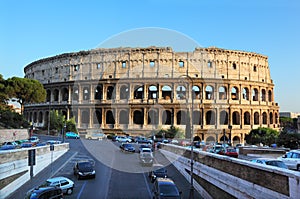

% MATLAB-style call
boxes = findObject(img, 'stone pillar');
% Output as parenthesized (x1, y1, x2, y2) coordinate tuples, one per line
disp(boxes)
(89, 108, 93, 128)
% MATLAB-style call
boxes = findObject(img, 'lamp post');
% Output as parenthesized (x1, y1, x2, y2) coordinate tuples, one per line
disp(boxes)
(180, 75, 194, 199)
(228, 125, 232, 146)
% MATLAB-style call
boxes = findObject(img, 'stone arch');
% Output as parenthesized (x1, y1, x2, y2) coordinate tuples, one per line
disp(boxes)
(162, 85, 172, 100)
(162, 110, 172, 125)
(261, 89, 266, 101)
(192, 85, 201, 99)
(177, 110, 187, 125)
(148, 85, 158, 99)
(176, 85, 186, 99)
(243, 87, 250, 100)
(133, 110, 144, 125)
(106, 110, 115, 124)
(232, 136, 240, 146)
(231, 86, 239, 100)
(206, 110, 215, 125)
(220, 110, 228, 125)
(254, 112, 259, 124)
(119, 109, 129, 124)
(134, 85, 143, 99)
(206, 136, 215, 144)
(219, 86, 227, 100)
(120, 85, 129, 100)
(232, 111, 240, 125)
(252, 88, 259, 101)
(262, 112, 267, 124)
(205, 85, 214, 100)
(95, 85, 103, 100)
(244, 111, 251, 125)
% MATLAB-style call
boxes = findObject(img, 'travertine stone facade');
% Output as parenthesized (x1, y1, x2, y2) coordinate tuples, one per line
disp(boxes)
(24, 46, 280, 145)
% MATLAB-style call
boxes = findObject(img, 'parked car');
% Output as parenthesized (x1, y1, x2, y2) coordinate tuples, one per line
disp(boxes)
(136, 137, 152, 144)
(140, 151, 154, 166)
(140, 147, 152, 154)
(1, 141, 19, 150)
(120, 143, 136, 153)
(279, 150, 300, 171)
(218, 147, 239, 158)
(65, 132, 80, 139)
(251, 158, 288, 169)
(139, 144, 152, 153)
(85, 133, 106, 140)
(29, 136, 40, 143)
(21, 142, 36, 148)
(46, 140, 62, 145)
(116, 136, 132, 143)
(152, 178, 182, 199)
(73, 160, 96, 179)
(25, 186, 63, 199)
(149, 166, 168, 183)
(40, 176, 74, 195)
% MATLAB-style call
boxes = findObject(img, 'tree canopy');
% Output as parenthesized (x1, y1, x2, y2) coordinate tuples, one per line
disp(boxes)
(245, 127, 279, 146)
(5, 77, 46, 113)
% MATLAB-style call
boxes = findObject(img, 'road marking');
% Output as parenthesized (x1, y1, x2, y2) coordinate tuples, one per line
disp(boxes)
(50, 151, 78, 178)
(77, 181, 87, 199)
(143, 171, 153, 198)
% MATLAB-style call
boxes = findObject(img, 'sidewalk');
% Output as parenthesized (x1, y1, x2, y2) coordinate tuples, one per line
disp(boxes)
(6, 149, 76, 199)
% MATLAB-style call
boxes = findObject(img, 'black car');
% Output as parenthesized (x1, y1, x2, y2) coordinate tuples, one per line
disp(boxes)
(120, 143, 135, 153)
(25, 186, 63, 199)
(135, 137, 152, 144)
(152, 178, 182, 199)
(149, 167, 168, 183)
(73, 160, 96, 180)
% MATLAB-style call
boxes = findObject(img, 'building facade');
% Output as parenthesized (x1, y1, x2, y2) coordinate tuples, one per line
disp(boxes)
(24, 46, 280, 145)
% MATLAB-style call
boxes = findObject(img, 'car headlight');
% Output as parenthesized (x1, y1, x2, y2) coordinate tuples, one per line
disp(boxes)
(92, 170, 96, 174)
(78, 172, 83, 175)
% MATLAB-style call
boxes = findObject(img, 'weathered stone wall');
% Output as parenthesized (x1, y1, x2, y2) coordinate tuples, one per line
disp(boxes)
(0, 129, 29, 144)
(161, 144, 300, 199)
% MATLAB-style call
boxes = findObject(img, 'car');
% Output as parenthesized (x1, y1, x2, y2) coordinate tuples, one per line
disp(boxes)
(46, 140, 62, 145)
(120, 143, 136, 153)
(152, 178, 182, 199)
(25, 186, 63, 199)
(218, 147, 239, 158)
(140, 147, 152, 154)
(279, 150, 300, 171)
(251, 158, 288, 169)
(65, 132, 80, 139)
(149, 166, 168, 183)
(29, 136, 40, 143)
(139, 144, 152, 152)
(115, 136, 132, 143)
(21, 142, 36, 148)
(140, 151, 154, 166)
(15, 139, 29, 145)
(85, 133, 106, 140)
(209, 144, 223, 153)
(40, 176, 74, 195)
(135, 137, 152, 144)
(0, 141, 19, 150)
(73, 160, 96, 179)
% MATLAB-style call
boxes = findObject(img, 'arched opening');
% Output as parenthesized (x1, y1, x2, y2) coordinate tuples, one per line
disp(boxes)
(81, 110, 89, 124)
(107, 86, 115, 100)
(38, 112, 43, 123)
(177, 110, 187, 125)
(193, 111, 201, 125)
(261, 89, 266, 101)
(134, 86, 144, 99)
(268, 90, 272, 102)
(162, 85, 172, 100)
(106, 110, 115, 124)
(232, 111, 240, 125)
(206, 136, 215, 144)
(220, 110, 228, 125)
(62, 88, 68, 101)
(176, 85, 186, 99)
(270, 112, 273, 124)
(192, 86, 201, 99)
(162, 110, 172, 125)
(83, 87, 90, 100)
(119, 110, 129, 124)
(262, 112, 267, 124)
(232, 136, 241, 146)
(148, 85, 158, 99)
(148, 109, 158, 124)
(243, 87, 249, 100)
(252, 88, 259, 101)
(94, 109, 102, 124)
(120, 85, 129, 100)
(254, 112, 259, 124)
(205, 85, 214, 100)
(73, 87, 79, 100)
(244, 112, 251, 125)
(95, 85, 103, 100)
(219, 86, 227, 100)
(133, 110, 144, 125)
(53, 89, 59, 102)
(206, 110, 215, 125)
(231, 86, 239, 100)
(46, 90, 51, 102)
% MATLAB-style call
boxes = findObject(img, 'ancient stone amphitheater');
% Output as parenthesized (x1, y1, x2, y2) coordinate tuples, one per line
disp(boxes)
(24, 46, 279, 145)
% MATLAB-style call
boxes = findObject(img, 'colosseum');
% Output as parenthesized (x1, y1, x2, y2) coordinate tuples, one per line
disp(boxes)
(24, 46, 280, 145)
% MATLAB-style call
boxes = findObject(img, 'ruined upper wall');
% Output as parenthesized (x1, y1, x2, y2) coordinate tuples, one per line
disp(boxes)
(24, 46, 272, 85)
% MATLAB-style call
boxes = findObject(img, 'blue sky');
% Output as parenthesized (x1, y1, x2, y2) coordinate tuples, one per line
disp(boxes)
(0, 0, 299, 112)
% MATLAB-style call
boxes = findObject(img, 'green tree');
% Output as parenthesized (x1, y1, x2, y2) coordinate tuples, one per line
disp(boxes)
(154, 126, 184, 139)
(0, 74, 9, 109)
(277, 131, 300, 149)
(245, 127, 279, 146)
(6, 77, 46, 114)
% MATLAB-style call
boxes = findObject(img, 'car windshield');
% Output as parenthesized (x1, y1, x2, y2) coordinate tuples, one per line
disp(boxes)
(266, 161, 288, 168)
(78, 162, 93, 170)
(227, 148, 237, 152)
(123, 144, 132, 147)
(159, 184, 179, 196)
(155, 168, 166, 173)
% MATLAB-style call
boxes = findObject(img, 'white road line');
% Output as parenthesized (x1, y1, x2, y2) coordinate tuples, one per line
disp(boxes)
(143, 171, 153, 198)
(77, 181, 87, 199)
(50, 151, 78, 178)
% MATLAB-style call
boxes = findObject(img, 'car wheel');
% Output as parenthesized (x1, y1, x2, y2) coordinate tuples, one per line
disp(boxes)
(66, 188, 73, 195)
(297, 165, 300, 171)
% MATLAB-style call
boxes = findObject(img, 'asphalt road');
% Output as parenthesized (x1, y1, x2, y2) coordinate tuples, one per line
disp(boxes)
(7, 136, 201, 199)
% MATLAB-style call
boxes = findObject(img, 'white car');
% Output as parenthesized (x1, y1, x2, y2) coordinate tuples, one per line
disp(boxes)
(41, 176, 74, 195)
(116, 136, 132, 143)
(279, 150, 300, 171)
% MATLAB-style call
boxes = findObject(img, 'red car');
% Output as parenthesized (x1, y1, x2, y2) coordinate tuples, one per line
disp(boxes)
(218, 147, 238, 158)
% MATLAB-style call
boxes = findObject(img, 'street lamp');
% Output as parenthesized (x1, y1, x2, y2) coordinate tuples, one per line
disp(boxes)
(180, 75, 194, 198)
(228, 125, 232, 146)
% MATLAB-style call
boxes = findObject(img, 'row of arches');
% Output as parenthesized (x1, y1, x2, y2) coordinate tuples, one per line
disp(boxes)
(46, 83, 274, 103)
(26, 108, 279, 128)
